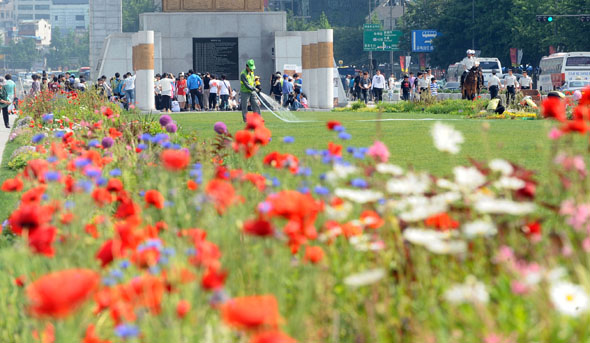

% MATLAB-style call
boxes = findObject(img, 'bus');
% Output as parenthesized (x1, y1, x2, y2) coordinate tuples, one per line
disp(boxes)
(538, 52, 590, 92)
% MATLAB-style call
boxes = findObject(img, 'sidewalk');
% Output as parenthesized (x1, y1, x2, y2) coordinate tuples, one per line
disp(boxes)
(0, 116, 16, 164)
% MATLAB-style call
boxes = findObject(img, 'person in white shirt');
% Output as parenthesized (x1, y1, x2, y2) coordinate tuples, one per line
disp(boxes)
(504, 69, 519, 104)
(487, 70, 501, 99)
(159, 73, 175, 112)
(209, 75, 219, 110)
(460, 49, 477, 88)
(154, 74, 162, 110)
(123, 72, 136, 106)
(218, 74, 232, 111)
(519, 71, 532, 90)
(371, 70, 386, 102)
(387, 74, 395, 100)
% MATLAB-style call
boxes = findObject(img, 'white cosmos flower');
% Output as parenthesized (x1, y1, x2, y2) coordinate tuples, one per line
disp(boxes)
(462, 220, 497, 238)
(489, 159, 514, 176)
(376, 163, 404, 176)
(325, 165, 358, 184)
(395, 196, 448, 222)
(444, 276, 489, 304)
(334, 188, 383, 204)
(431, 122, 465, 154)
(453, 166, 487, 191)
(494, 176, 526, 190)
(436, 178, 459, 191)
(426, 239, 467, 254)
(403, 228, 466, 255)
(474, 198, 535, 215)
(344, 269, 386, 288)
(432, 191, 462, 204)
(550, 282, 590, 317)
(547, 267, 567, 283)
(387, 172, 431, 195)
(325, 201, 353, 221)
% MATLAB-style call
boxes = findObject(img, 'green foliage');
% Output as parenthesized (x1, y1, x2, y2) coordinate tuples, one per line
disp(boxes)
(2, 38, 40, 70)
(8, 150, 41, 171)
(287, 11, 332, 31)
(343, 99, 491, 116)
(46, 28, 89, 70)
(123, 0, 155, 32)
(351, 100, 367, 111)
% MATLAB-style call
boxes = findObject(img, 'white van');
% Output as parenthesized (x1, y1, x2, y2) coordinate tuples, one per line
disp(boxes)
(477, 57, 503, 85)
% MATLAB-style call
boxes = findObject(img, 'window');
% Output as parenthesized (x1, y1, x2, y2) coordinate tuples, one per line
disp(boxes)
(35, 5, 50, 10)
(55, 16, 58, 20)
(17, 14, 34, 20)
(75, 15, 84, 21)
(18, 5, 33, 10)
(35, 14, 50, 19)
(479, 62, 499, 70)
(566, 57, 590, 67)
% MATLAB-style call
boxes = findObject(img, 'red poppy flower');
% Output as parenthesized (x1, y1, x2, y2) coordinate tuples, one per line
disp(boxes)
(144, 189, 165, 209)
(187, 180, 198, 191)
(542, 97, 566, 122)
(85, 223, 98, 238)
(254, 126, 272, 145)
(1, 177, 23, 192)
(579, 86, 590, 106)
(21, 185, 47, 204)
(522, 221, 541, 237)
(220, 295, 280, 330)
(176, 300, 190, 319)
(28, 225, 57, 256)
(360, 210, 385, 229)
(561, 119, 588, 134)
(303, 246, 324, 264)
(24, 159, 49, 182)
(131, 246, 160, 268)
(106, 178, 124, 193)
(425, 213, 459, 231)
(95, 239, 123, 267)
(161, 149, 190, 171)
(92, 187, 113, 207)
(108, 127, 122, 138)
(201, 265, 228, 291)
(328, 142, 342, 157)
(27, 269, 100, 318)
(14, 275, 26, 287)
(244, 173, 267, 191)
(206, 179, 240, 214)
(102, 106, 114, 118)
(83, 324, 111, 343)
(250, 331, 297, 343)
(190, 240, 222, 267)
(326, 121, 342, 131)
(246, 113, 265, 130)
(243, 218, 274, 237)
(8, 203, 52, 235)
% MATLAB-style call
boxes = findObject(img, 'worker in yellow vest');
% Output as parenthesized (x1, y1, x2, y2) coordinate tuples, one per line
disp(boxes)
(240, 59, 261, 121)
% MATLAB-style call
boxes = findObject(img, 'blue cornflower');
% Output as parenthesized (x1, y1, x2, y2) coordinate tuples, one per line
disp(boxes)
(137, 143, 147, 150)
(351, 178, 368, 188)
(158, 256, 169, 265)
(110, 168, 122, 176)
(333, 125, 346, 132)
(163, 247, 176, 256)
(64, 201, 75, 209)
(47, 156, 58, 163)
(140, 133, 152, 141)
(115, 324, 140, 339)
(319, 173, 327, 181)
(298, 186, 310, 194)
(76, 180, 94, 193)
(54, 131, 66, 138)
(149, 266, 160, 275)
(153, 133, 169, 144)
(119, 260, 130, 269)
(145, 239, 163, 250)
(74, 158, 91, 169)
(270, 177, 280, 187)
(185, 247, 197, 256)
(110, 269, 124, 280)
(102, 277, 117, 286)
(297, 167, 312, 177)
(353, 149, 366, 159)
(164, 201, 174, 207)
(96, 177, 107, 186)
(88, 139, 100, 148)
(283, 136, 295, 143)
(338, 131, 352, 140)
(32, 133, 45, 144)
(172, 144, 182, 150)
(161, 141, 173, 149)
(305, 148, 317, 156)
(346, 147, 355, 154)
(42, 113, 54, 122)
(42, 194, 49, 201)
(314, 185, 330, 195)
(258, 201, 272, 214)
(44, 171, 60, 182)
(85, 168, 102, 179)
(138, 190, 145, 197)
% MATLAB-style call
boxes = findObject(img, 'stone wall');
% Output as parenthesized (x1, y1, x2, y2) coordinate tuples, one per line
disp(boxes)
(162, 0, 263, 12)
(89, 0, 122, 79)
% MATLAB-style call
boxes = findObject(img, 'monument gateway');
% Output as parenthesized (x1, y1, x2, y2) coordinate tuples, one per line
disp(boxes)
(162, 0, 264, 12)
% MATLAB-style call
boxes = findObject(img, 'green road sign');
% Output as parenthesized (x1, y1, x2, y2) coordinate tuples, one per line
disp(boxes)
(363, 23, 382, 31)
(363, 30, 402, 51)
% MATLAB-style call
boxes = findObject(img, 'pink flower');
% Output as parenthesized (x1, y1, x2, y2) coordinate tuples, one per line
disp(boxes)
(548, 127, 564, 140)
(367, 140, 390, 163)
(583, 237, 590, 252)
(494, 245, 514, 264)
(511, 280, 529, 295)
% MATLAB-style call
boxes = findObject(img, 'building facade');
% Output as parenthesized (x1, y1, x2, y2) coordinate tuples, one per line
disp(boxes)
(51, 0, 88, 32)
(14, 0, 51, 21)
(18, 18, 51, 45)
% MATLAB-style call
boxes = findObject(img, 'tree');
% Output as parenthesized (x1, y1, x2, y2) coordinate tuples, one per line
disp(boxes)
(3, 38, 40, 70)
(46, 28, 89, 70)
(123, 0, 155, 32)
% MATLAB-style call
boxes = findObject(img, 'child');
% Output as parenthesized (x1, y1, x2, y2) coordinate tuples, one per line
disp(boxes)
(401, 75, 411, 101)
(430, 77, 439, 97)
(300, 93, 308, 109)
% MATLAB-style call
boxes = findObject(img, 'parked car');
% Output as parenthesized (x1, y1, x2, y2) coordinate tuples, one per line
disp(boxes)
(444, 81, 461, 91)
(561, 80, 590, 92)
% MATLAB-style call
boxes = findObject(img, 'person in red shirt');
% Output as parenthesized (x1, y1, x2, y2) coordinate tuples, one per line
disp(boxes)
(176, 73, 188, 111)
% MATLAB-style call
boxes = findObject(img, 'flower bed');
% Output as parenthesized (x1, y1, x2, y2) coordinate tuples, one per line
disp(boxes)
(1, 89, 590, 342)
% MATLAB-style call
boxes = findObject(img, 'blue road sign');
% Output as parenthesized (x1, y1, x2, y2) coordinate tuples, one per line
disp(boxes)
(412, 30, 440, 53)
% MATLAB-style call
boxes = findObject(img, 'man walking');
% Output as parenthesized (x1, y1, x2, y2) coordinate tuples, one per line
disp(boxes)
(360, 72, 372, 104)
(203, 72, 211, 110)
(371, 70, 386, 103)
(520, 71, 532, 90)
(240, 59, 260, 121)
(187, 70, 202, 111)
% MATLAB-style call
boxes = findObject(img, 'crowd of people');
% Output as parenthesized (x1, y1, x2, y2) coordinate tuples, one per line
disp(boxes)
(269, 72, 308, 111)
(343, 69, 440, 104)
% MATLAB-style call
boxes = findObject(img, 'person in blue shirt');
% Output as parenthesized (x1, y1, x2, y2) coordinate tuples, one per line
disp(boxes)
(186, 70, 203, 111)
(281, 74, 293, 108)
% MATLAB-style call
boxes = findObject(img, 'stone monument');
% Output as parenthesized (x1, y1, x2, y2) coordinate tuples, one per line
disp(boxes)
(89, 0, 122, 79)
(162, 0, 263, 12)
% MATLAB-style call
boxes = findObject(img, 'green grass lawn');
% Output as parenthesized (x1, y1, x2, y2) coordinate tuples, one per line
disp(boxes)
(0, 139, 19, 224)
(172, 110, 557, 177)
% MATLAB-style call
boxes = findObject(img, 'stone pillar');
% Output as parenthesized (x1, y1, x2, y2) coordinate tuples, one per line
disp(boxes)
(132, 31, 156, 112)
(89, 0, 122, 80)
(301, 32, 311, 107)
(317, 29, 334, 109)
(307, 31, 318, 109)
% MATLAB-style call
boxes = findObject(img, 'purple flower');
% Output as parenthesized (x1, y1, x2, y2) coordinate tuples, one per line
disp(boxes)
(283, 136, 295, 143)
(214, 121, 228, 134)
(32, 133, 45, 144)
(159, 114, 172, 127)
(351, 178, 368, 188)
(44, 171, 60, 182)
(338, 132, 352, 140)
(102, 137, 114, 148)
(42, 113, 54, 122)
(115, 324, 139, 339)
(165, 122, 178, 133)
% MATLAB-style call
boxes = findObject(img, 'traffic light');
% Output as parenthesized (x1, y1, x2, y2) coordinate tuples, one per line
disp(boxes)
(581, 16, 590, 22)
(536, 15, 554, 22)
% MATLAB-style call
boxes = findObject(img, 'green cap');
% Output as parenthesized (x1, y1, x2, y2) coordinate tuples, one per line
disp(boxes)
(247, 59, 256, 70)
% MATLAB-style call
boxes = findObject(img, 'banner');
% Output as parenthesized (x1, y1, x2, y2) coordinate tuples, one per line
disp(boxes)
(510, 48, 517, 67)
(549, 46, 556, 55)
(406, 56, 411, 73)
(517, 49, 523, 65)
(400, 56, 405, 73)
(419, 53, 426, 70)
